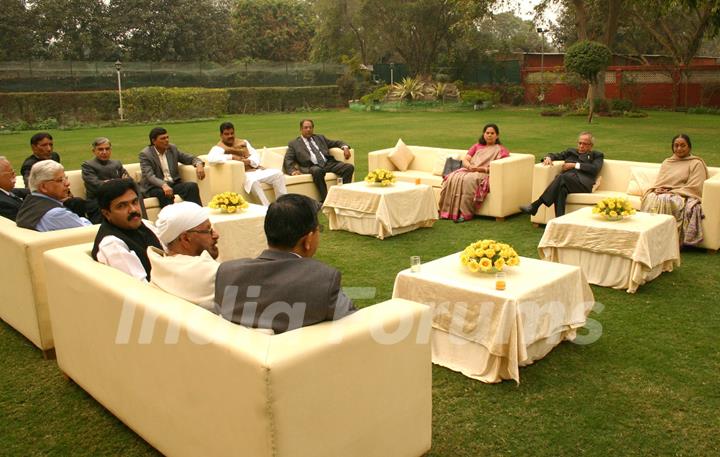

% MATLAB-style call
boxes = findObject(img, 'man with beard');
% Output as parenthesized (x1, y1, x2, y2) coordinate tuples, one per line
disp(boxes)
(92, 178, 162, 281)
(148, 201, 221, 311)
(207, 122, 286, 206)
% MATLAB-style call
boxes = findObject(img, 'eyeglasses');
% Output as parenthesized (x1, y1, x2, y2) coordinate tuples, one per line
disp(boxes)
(44, 176, 68, 183)
(186, 227, 216, 235)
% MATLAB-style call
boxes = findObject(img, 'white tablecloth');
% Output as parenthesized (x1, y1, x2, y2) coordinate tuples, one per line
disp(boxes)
(392, 253, 594, 383)
(538, 207, 680, 293)
(322, 181, 438, 239)
(209, 203, 267, 262)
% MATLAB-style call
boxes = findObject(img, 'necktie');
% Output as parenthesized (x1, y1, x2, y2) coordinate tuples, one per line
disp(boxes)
(308, 138, 326, 167)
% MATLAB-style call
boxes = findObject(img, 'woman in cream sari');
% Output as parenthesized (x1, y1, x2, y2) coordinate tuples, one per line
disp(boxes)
(641, 134, 708, 246)
(439, 123, 510, 222)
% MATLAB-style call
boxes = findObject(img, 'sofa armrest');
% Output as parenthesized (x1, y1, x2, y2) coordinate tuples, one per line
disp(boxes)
(478, 153, 534, 217)
(530, 161, 564, 224)
(367, 148, 397, 171)
(328, 147, 355, 166)
(180, 156, 248, 204)
(0, 222, 98, 350)
(701, 174, 720, 250)
(267, 298, 432, 457)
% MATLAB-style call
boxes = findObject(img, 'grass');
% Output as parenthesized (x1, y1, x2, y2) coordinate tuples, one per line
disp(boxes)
(1, 107, 719, 455)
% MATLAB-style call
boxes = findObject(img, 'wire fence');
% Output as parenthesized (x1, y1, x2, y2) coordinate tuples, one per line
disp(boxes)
(0, 61, 348, 92)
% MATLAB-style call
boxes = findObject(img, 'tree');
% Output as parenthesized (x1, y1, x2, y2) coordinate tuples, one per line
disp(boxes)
(628, 0, 720, 108)
(357, 0, 490, 76)
(310, 0, 383, 64)
(0, 1, 36, 60)
(109, 0, 233, 61)
(232, 0, 315, 61)
(31, 0, 116, 60)
(564, 40, 611, 118)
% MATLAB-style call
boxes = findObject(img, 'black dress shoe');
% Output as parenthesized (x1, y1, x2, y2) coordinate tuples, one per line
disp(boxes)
(519, 204, 537, 215)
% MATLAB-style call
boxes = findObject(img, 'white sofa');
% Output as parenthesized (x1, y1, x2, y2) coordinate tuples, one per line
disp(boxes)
(221, 146, 355, 204)
(368, 145, 534, 220)
(0, 217, 97, 353)
(44, 243, 432, 457)
(530, 158, 720, 251)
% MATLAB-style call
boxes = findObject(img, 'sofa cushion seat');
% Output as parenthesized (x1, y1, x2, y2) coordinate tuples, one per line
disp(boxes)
(393, 170, 444, 187)
(566, 191, 642, 209)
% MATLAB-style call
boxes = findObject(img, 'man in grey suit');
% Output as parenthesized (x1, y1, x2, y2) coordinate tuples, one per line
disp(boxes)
(215, 194, 355, 334)
(284, 119, 354, 202)
(520, 131, 604, 217)
(138, 127, 205, 208)
(81, 137, 130, 223)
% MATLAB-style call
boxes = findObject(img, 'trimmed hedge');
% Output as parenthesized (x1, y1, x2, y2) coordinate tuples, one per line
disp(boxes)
(0, 91, 118, 124)
(123, 87, 228, 121)
(227, 86, 343, 113)
(0, 86, 342, 125)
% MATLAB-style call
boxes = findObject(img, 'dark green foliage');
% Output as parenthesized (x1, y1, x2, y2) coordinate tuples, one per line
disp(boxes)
(123, 87, 228, 122)
(500, 85, 525, 105)
(460, 89, 500, 105)
(0, 86, 343, 125)
(564, 40, 612, 84)
(610, 98, 634, 112)
(226, 86, 342, 114)
(0, 91, 118, 124)
(360, 85, 392, 105)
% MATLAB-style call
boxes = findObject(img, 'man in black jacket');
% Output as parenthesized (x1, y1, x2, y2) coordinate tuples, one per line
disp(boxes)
(0, 156, 28, 221)
(284, 119, 354, 202)
(521, 132, 604, 217)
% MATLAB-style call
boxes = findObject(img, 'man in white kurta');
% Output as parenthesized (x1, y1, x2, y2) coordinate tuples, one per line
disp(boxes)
(207, 121, 286, 206)
(148, 202, 220, 311)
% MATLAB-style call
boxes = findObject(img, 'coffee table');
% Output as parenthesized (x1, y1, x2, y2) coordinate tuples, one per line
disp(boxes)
(322, 181, 438, 239)
(538, 207, 680, 293)
(392, 253, 594, 383)
(209, 203, 267, 262)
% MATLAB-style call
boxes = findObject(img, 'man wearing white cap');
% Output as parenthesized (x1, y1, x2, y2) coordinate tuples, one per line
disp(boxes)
(149, 201, 220, 310)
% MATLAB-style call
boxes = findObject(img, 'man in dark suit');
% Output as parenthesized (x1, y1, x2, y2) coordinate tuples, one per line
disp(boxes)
(520, 132, 604, 217)
(0, 156, 28, 221)
(284, 119, 354, 201)
(138, 127, 205, 208)
(81, 137, 130, 223)
(215, 194, 355, 334)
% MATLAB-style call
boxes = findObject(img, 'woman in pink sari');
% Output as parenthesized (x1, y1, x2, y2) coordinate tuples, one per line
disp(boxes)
(438, 123, 510, 222)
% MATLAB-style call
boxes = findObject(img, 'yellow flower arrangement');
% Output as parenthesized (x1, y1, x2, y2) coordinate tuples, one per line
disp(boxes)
(460, 239, 520, 273)
(592, 196, 636, 220)
(364, 168, 396, 186)
(208, 191, 249, 214)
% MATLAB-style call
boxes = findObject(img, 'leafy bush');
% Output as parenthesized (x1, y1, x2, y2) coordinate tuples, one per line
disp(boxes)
(123, 87, 228, 122)
(360, 85, 391, 106)
(226, 86, 342, 113)
(0, 91, 118, 124)
(460, 89, 499, 105)
(593, 98, 610, 114)
(610, 99, 633, 112)
(391, 77, 425, 101)
(500, 85, 525, 105)
(687, 106, 720, 115)
(564, 40, 611, 84)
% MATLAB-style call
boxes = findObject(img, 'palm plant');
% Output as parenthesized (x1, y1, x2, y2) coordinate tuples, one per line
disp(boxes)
(392, 77, 424, 102)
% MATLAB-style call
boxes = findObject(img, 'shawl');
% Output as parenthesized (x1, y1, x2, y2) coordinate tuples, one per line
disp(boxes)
(646, 155, 708, 200)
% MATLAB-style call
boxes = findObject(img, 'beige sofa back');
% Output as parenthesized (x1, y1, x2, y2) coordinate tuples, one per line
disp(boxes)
(0, 218, 97, 351)
(44, 243, 431, 457)
(368, 145, 535, 219)
(212, 146, 355, 204)
(530, 158, 720, 251)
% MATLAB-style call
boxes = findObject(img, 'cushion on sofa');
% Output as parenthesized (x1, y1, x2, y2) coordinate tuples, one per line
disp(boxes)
(388, 138, 415, 171)
(260, 148, 285, 170)
(626, 166, 659, 196)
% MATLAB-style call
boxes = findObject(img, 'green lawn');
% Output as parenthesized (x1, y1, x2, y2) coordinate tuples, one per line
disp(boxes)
(1, 108, 719, 456)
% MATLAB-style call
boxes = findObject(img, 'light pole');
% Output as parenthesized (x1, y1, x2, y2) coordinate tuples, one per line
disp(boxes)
(115, 59, 124, 121)
(536, 27, 548, 104)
